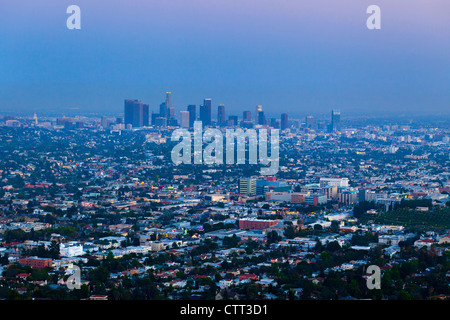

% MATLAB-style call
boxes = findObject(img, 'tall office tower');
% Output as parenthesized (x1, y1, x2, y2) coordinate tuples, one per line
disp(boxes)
(187, 105, 196, 128)
(151, 112, 159, 126)
(238, 178, 257, 196)
(281, 113, 289, 130)
(243, 111, 251, 121)
(217, 104, 226, 127)
(33, 113, 38, 125)
(257, 111, 266, 125)
(228, 115, 238, 127)
(155, 117, 167, 128)
(124, 99, 148, 128)
(305, 115, 315, 129)
(101, 116, 108, 128)
(168, 106, 175, 119)
(142, 104, 149, 126)
(180, 111, 189, 128)
(255, 105, 262, 122)
(159, 102, 168, 118)
(165, 92, 173, 109)
(330, 109, 341, 132)
(200, 99, 212, 126)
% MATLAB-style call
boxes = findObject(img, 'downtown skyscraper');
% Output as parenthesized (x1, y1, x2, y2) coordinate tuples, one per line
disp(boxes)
(217, 104, 226, 127)
(124, 99, 149, 128)
(330, 109, 341, 132)
(281, 113, 288, 130)
(200, 99, 212, 126)
(187, 105, 196, 128)
(256, 105, 265, 125)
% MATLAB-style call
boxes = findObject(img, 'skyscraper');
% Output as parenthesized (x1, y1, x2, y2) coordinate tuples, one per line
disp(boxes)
(142, 104, 149, 126)
(180, 111, 189, 128)
(281, 113, 288, 130)
(165, 92, 173, 109)
(159, 102, 168, 118)
(257, 111, 266, 125)
(255, 105, 262, 122)
(200, 99, 212, 126)
(101, 116, 109, 128)
(243, 111, 251, 122)
(151, 112, 159, 126)
(331, 109, 341, 132)
(228, 115, 238, 127)
(217, 104, 226, 127)
(168, 106, 175, 119)
(124, 99, 149, 128)
(187, 105, 196, 128)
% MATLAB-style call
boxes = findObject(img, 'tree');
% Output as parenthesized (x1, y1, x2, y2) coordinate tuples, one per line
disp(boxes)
(353, 201, 377, 218)
(325, 241, 341, 252)
(267, 231, 281, 245)
(330, 220, 340, 233)
(284, 225, 296, 239)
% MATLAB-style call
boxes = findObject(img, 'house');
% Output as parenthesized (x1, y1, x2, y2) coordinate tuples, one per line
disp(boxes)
(16, 273, 31, 280)
(414, 238, 436, 248)
(255, 277, 277, 287)
(215, 289, 240, 300)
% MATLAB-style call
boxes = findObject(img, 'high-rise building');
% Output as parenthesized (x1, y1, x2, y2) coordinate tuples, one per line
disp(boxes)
(281, 113, 289, 130)
(165, 92, 173, 109)
(238, 178, 257, 196)
(241, 110, 253, 128)
(257, 111, 266, 125)
(270, 118, 280, 129)
(159, 102, 168, 118)
(155, 117, 167, 128)
(200, 99, 212, 126)
(142, 104, 149, 126)
(187, 105, 196, 128)
(317, 121, 326, 131)
(101, 116, 109, 128)
(255, 105, 262, 122)
(180, 111, 189, 128)
(151, 112, 159, 126)
(124, 99, 149, 128)
(330, 109, 341, 132)
(168, 106, 175, 119)
(217, 104, 226, 127)
(228, 115, 238, 127)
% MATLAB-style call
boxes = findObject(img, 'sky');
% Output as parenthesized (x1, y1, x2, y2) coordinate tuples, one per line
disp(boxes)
(0, 0, 449, 118)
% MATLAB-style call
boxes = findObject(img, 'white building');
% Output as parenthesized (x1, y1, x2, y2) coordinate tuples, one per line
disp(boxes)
(60, 242, 84, 257)
(319, 178, 349, 188)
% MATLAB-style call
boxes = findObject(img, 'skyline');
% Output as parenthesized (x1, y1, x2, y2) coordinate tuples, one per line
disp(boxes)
(0, 0, 449, 116)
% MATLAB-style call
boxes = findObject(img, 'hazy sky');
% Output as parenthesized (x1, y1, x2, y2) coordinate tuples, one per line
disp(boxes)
(0, 0, 449, 118)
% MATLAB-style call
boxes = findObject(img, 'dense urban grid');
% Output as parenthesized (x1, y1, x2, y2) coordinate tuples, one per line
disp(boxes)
(1, 94, 449, 300)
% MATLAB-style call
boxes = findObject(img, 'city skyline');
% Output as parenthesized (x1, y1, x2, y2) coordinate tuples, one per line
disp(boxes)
(0, 0, 449, 116)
